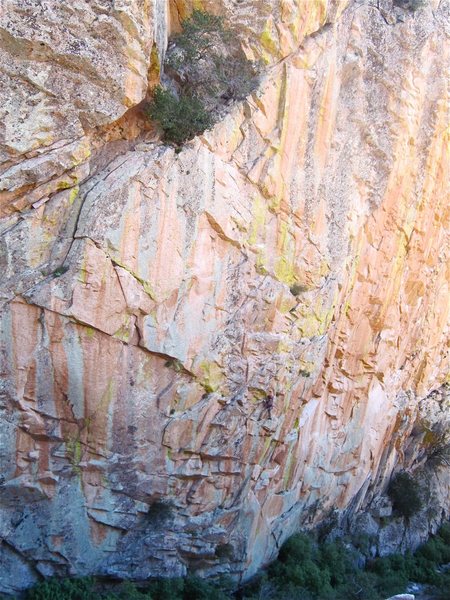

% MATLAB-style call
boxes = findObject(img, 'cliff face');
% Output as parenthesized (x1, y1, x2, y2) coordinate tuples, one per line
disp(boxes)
(0, 0, 449, 594)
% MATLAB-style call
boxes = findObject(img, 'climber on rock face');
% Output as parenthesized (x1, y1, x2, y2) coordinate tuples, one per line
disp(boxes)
(264, 391, 274, 419)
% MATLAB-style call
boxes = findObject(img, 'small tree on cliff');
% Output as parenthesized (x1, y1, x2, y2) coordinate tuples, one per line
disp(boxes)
(388, 471, 423, 519)
(147, 87, 212, 145)
(147, 9, 259, 145)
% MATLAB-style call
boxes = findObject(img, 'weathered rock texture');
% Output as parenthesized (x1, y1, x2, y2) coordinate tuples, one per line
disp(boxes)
(0, 0, 449, 594)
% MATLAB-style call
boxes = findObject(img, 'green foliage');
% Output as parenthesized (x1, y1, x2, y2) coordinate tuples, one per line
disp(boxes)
(104, 581, 153, 599)
(26, 579, 154, 600)
(438, 521, 450, 544)
(418, 537, 449, 563)
(148, 9, 259, 145)
(368, 554, 410, 596)
(255, 535, 377, 600)
(146, 500, 174, 525)
(242, 524, 450, 599)
(183, 576, 232, 600)
(427, 436, 450, 467)
(145, 577, 184, 599)
(215, 543, 234, 559)
(352, 532, 373, 555)
(394, 0, 427, 11)
(24, 524, 450, 600)
(388, 471, 423, 519)
(53, 264, 69, 278)
(167, 10, 228, 66)
(146, 575, 232, 600)
(26, 577, 98, 600)
(277, 533, 317, 563)
(298, 368, 312, 378)
(366, 526, 450, 595)
(147, 87, 212, 145)
(289, 283, 308, 296)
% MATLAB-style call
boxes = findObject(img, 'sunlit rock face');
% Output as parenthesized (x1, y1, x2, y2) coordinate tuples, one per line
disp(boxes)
(0, 0, 449, 593)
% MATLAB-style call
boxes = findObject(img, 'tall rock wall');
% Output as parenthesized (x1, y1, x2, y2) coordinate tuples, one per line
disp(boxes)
(0, 0, 449, 594)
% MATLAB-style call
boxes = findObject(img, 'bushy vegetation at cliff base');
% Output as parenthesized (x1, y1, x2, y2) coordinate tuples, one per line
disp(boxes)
(23, 524, 450, 600)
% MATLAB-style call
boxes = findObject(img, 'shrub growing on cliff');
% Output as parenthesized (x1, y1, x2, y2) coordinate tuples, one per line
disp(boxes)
(425, 428, 450, 467)
(147, 9, 259, 145)
(147, 87, 212, 145)
(146, 499, 175, 527)
(387, 471, 423, 519)
(394, 0, 427, 11)
(289, 283, 309, 296)
(166, 9, 258, 105)
(166, 10, 227, 66)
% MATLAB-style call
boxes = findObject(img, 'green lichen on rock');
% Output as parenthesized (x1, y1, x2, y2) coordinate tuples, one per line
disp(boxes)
(66, 436, 82, 475)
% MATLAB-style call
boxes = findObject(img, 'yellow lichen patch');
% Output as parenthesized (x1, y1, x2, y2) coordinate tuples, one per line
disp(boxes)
(198, 361, 223, 393)
(282, 447, 296, 490)
(296, 295, 337, 338)
(56, 180, 73, 191)
(335, 0, 351, 20)
(112, 318, 132, 343)
(84, 327, 96, 339)
(318, 260, 330, 278)
(71, 139, 91, 167)
(274, 256, 296, 284)
(274, 220, 296, 284)
(248, 196, 267, 246)
(78, 256, 88, 285)
(257, 436, 274, 466)
(299, 0, 328, 38)
(68, 186, 79, 205)
(260, 17, 279, 62)
(255, 254, 269, 276)
(276, 338, 292, 354)
(294, 55, 313, 70)
(110, 255, 155, 300)
(148, 43, 161, 88)
(298, 360, 316, 377)
(279, 295, 296, 314)
(66, 435, 82, 475)
(268, 194, 282, 213)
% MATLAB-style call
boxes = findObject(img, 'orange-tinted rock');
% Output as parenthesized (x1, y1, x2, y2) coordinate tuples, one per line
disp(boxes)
(0, 0, 449, 593)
